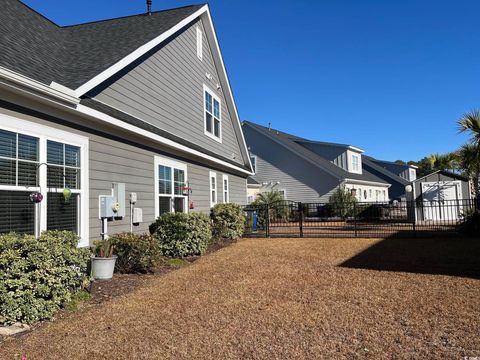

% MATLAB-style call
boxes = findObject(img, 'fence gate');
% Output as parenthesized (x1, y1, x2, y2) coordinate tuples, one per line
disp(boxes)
(243, 199, 476, 238)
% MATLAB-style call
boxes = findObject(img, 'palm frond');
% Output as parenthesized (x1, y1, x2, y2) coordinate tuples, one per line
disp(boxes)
(458, 110, 480, 144)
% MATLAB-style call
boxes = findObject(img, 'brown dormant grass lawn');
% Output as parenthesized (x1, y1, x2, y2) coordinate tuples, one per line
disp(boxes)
(1, 237, 479, 359)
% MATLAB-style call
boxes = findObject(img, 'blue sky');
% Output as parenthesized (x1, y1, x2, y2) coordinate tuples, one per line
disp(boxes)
(23, 0, 479, 161)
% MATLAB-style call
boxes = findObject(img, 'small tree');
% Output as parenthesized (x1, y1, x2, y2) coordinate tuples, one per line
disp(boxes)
(251, 190, 289, 225)
(328, 186, 357, 219)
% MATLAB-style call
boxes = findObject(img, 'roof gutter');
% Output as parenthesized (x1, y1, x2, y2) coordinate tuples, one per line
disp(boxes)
(344, 178, 391, 188)
(0, 66, 79, 107)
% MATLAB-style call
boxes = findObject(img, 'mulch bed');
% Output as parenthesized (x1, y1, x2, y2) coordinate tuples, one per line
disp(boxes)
(0, 238, 237, 344)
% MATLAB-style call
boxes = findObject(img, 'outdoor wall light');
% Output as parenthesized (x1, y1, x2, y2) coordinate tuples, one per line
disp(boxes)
(405, 185, 413, 193)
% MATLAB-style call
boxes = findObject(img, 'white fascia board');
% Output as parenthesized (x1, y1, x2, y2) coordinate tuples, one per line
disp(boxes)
(73, 5, 209, 97)
(76, 104, 252, 175)
(347, 146, 364, 153)
(201, 8, 253, 174)
(0, 66, 79, 106)
(344, 178, 391, 188)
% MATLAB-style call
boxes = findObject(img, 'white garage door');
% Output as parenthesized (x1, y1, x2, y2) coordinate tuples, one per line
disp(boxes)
(421, 181, 461, 221)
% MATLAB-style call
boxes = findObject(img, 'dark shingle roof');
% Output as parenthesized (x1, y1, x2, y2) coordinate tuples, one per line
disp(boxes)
(247, 177, 260, 185)
(362, 155, 410, 186)
(243, 121, 389, 185)
(0, 0, 204, 88)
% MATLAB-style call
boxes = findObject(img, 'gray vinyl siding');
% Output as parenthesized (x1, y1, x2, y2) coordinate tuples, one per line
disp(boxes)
(0, 100, 246, 246)
(374, 161, 411, 180)
(299, 142, 349, 170)
(413, 173, 470, 201)
(93, 18, 244, 167)
(362, 164, 407, 200)
(244, 126, 339, 203)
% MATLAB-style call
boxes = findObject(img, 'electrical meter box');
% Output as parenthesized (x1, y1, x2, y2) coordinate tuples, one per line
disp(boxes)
(99, 195, 116, 218)
(113, 183, 126, 218)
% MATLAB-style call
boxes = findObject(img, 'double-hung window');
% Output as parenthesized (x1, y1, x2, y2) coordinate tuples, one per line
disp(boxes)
(46, 141, 81, 233)
(351, 155, 359, 172)
(0, 117, 88, 244)
(222, 174, 229, 203)
(0, 130, 39, 235)
(155, 156, 187, 217)
(204, 85, 221, 141)
(210, 171, 217, 207)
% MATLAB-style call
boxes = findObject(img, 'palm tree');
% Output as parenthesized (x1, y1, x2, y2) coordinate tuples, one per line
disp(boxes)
(457, 110, 480, 199)
(425, 152, 458, 173)
(458, 110, 480, 145)
(457, 144, 480, 197)
(252, 190, 285, 207)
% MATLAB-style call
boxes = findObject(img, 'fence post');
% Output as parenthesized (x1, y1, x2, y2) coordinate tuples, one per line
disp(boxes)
(299, 202, 304, 238)
(411, 200, 417, 238)
(353, 201, 358, 237)
(266, 204, 270, 238)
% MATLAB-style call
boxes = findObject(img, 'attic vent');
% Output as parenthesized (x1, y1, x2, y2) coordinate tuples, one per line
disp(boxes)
(146, 0, 152, 15)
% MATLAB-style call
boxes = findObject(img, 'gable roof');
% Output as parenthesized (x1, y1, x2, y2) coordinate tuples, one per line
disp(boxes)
(243, 121, 389, 185)
(362, 155, 410, 186)
(0, 0, 204, 90)
(413, 170, 470, 183)
(0, 1, 253, 175)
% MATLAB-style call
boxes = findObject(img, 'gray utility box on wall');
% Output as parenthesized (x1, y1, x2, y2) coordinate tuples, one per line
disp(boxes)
(99, 196, 117, 218)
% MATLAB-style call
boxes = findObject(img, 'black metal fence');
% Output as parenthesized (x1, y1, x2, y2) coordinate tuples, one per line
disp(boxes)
(243, 199, 477, 238)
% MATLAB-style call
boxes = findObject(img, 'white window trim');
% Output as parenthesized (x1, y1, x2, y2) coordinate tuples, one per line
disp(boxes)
(347, 150, 362, 174)
(222, 174, 229, 203)
(203, 84, 222, 143)
(250, 155, 257, 174)
(196, 25, 203, 61)
(154, 155, 188, 218)
(209, 171, 217, 208)
(277, 188, 286, 199)
(0, 113, 89, 247)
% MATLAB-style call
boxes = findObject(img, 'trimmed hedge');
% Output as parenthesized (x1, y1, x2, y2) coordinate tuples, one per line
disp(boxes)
(210, 203, 245, 240)
(151, 212, 211, 257)
(0, 231, 91, 325)
(109, 232, 160, 273)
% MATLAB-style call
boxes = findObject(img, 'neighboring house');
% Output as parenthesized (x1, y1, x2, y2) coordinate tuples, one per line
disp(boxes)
(406, 170, 471, 222)
(243, 121, 390, 203)
(362, 156, 417, 201)
(0, 1, 253, 246)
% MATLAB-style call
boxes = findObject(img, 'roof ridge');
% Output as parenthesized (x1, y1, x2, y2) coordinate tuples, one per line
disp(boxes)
(61, 3, 205, 29)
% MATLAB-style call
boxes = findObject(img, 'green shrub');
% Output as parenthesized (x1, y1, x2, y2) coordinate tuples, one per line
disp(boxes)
(0, 231, 91, 325)
(211, 203, 245, 240)
(109, 232, 160, 273)
(460, 209, 480, 236)
(329, 187, 357, 219)
(151, 212, 211, 257)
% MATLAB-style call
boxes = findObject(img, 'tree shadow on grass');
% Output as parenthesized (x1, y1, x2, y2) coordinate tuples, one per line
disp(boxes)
(339, 235, 480, 280)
